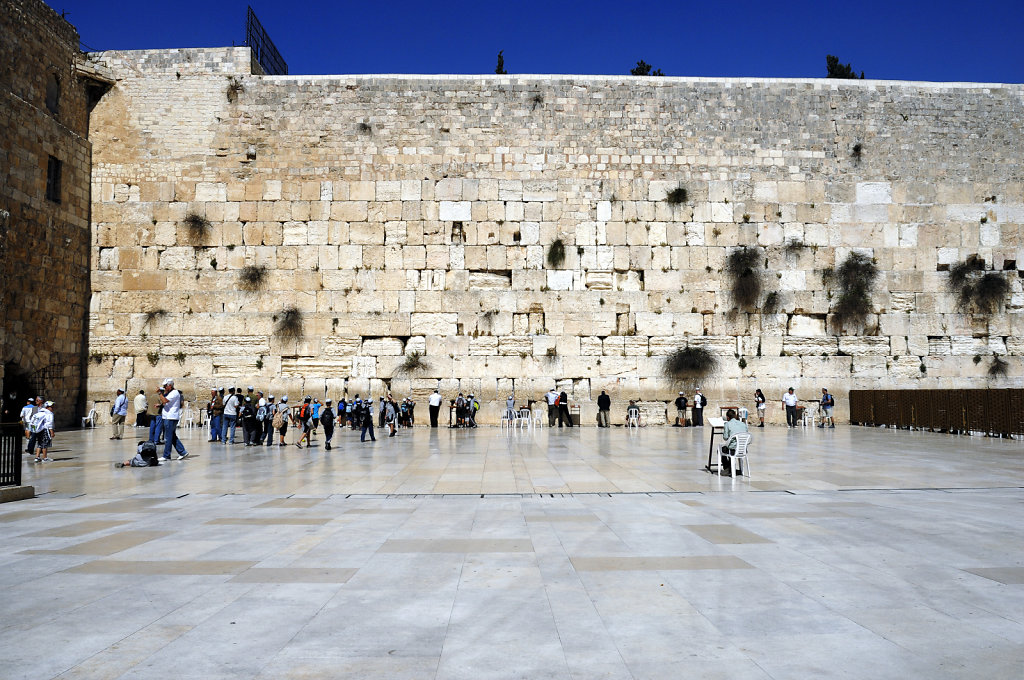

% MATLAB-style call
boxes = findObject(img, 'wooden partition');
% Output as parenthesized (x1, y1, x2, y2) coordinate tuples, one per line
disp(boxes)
(849, 389, 1024, 437)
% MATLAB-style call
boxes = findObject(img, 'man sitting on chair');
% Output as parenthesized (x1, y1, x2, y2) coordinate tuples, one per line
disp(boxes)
(720, 409, 748, 475)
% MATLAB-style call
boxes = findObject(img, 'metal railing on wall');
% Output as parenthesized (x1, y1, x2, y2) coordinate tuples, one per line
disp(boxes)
(0, 423, 23, 487)
(244, 6, 288, 75)
(850, 389, 1024, 438)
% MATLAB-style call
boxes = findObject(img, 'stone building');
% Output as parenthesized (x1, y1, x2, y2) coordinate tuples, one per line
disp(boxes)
(0, 0, 110, 425)
(79, 45, 1023, 424)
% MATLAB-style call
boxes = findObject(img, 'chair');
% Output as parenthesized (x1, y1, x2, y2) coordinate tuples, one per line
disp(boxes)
(532, 409, 545, 427)
(720, 432, 751, 478)
(627, 411, 640, 428)
(81, 406, 97, 428)
(501, 409, 516, 430)
(181, 404, 195, 429)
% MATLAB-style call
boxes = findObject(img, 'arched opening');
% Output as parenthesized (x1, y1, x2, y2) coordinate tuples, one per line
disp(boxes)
(1, 363, 32, 422)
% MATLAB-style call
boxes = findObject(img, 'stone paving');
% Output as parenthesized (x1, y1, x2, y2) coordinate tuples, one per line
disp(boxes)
(3, 423, 1024, 679)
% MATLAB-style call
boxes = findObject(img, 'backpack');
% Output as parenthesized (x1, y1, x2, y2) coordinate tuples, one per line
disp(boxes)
(271, 407, 284, 429)
(137, 441, 159, 467)
(554, 394, 561, 406)
(299, 404, 310, 422)
(472, 399, 480, 412)
(256, 405, 267, 422)
(700, 395, 708, 407)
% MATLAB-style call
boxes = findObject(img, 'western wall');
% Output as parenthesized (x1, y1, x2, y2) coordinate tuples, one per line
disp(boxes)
(83, 47, 1024, 424)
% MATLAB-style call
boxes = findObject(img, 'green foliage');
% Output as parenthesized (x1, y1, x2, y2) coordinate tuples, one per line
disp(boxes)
(664, 346, 718, 379)
(725, 247, 763, 310)
(89, 351, 106, 364)
(826, 55, 864, 79)
(851, 143, 863, 161)
(238, 264, 268, 292)
(226, 76, 244, 102)
(397, 351, 427, 374)
(183, 212, 211, 245)
(738, 357, 747, 369)
(495, 50, 507, 75)
(546, 238, 566, 268)
(255, 356, 264, 370)
(630, 60, 664, 76)
(274, 306, 303, 338)
(947, 258, 1008, 314)
(830, 252, 879, 332)
(146, 352, 160, 367)
(173, 351, 186, 365)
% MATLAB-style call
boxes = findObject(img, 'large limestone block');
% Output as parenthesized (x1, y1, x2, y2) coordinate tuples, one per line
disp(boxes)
(789, 315, 826, 336)
(281, 357, 353, 378)
(411, 313, 458, 336)
(838, 337, 890, 355)
(783, 336, 837, 356)
(439, 201, 471, 221)
(635, 312, 673, 336)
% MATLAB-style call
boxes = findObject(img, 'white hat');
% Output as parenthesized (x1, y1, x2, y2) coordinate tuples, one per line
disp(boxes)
(247, 385, 254, 391)
(268, 394, 275, 399)
(281, 395, 289, 402)
(162, 378, 173, 386)
(678, 391, 684, 395)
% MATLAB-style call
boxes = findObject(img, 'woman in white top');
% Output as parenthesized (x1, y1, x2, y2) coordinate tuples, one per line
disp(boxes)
(30, 402, 55, 463)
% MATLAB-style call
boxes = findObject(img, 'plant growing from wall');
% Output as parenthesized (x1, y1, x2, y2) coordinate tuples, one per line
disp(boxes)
(546, 238, 566, 268)
(357, 122, 372, 133)
(989, 355, 1009, 377)
(226, 76, 244, 103)
(143, 308, 168, 330)
(495, 50, 507, 74)
(725, 246, 763, 310)
(173, 351, 186, 365)
(663, 345, 718, 380)
(397, 351, 427, 374)
(630, 60, 664, 76)
(947, 258, 1009, 314)
(763, 291, 781, 314)
(830, 252, 879, 333)
(274, 306, 303, 338)
(665, 186, 688, 205)
(183, 212, 211, 246)
(782, 238, 807, 258)
(146, 352, 160, 367)
(238, 264, 268, 292)
(851, 143, 863, 162)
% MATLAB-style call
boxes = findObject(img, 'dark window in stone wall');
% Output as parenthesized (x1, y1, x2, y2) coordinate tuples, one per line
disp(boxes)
(46, 156, 62, 203)
(45, 73, 60, 115)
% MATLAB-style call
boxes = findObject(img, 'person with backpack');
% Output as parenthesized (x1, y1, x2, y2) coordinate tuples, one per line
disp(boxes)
(819, 388, 836, 428)
(116, 440, 162, 468)
(360, 398, 376, 442)
(673, 392, 688, 427)
(692, 388, 707, 426)
(272, 395, 289, 446)
(469, 394, 480, 428)
(385, 396, 397, 437)
(255, 390, 267, 441)
(262, 395, 277, 445)
(295, 396, 314, 448)
(29, 401, 55, 463)
(455, 392, 467, 427)
(321, 399, 336, 450)
(311, 398, 322, 434)
(240, 396, 259, 446)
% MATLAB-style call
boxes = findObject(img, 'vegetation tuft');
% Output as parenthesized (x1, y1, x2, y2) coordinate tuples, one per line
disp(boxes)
(630, 60, 664, 76)
(830, 252, 879, 332)
(274, 306, 303, 338)
(226, 76, 244, 103)
(397, 350, 427, 374)
(989, 355, 1009, 378)
(143, 308, 168, 329)
(763, 291, 781, 314)
(947, 258, 1009, 314)
(146, 352, 160, 367)
(546, 238, 566, 268)
(826, 55, 865, 79)
(238, 264, 268, 292)
(183, 212, 211, 245)
(664, 345, 718, 380)
(725, 247, 763, 310)
(665, 186, 688, 205)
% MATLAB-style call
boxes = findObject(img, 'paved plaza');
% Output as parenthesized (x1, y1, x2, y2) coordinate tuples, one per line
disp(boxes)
(3, 423, 1024, 679)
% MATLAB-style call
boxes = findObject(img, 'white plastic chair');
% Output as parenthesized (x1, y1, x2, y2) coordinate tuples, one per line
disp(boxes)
(501, 409, 516, 430)
(81, 406, 97, 428)
(518, 408, 532, 429)
(720, 432, 751, 478)
(181, 404, 195, 429)
(532, 409, 545, 427)
(627, 411, 640, 428)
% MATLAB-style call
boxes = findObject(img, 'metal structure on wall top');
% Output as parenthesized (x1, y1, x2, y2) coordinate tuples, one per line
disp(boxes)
(244, 6, 288, 75)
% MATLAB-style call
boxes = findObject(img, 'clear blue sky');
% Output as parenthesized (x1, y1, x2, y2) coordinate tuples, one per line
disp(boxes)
(55, 0, 1023, 83)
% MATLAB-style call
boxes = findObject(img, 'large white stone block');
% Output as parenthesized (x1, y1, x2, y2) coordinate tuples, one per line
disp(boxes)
(856, 182, 892, 204)
(439, 201, 472, 221)
(410, 313, 458, 335)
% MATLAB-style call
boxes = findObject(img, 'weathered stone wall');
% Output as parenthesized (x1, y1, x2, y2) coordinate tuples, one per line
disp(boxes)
(0, 0, 93, 425)
(85, 47, 1024, 423)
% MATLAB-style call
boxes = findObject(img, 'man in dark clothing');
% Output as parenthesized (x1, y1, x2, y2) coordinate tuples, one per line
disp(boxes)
(558, 391, 573, 427)
(321, 399, 335, 450)
(360, 400, 376, 442)
(597, 390, 611, 427)
(674, 392, 688, 427)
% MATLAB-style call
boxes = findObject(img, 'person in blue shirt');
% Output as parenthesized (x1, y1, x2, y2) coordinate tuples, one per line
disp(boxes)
(110, 388, 128, 440)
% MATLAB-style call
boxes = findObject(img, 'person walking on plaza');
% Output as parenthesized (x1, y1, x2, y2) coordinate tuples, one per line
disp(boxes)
(29, 401, 55, 463)
(428, 388, 442, 427)
(674, 391, 688, 427)
(295, 396, 314, 449)
(311, 398, 321, 435)
(321, 399, 336, 450)
(158, 379, 189, 461)
(255, 390, 267, 441)
(110, 388, 128, 440)
(720, 408, 749, 475)
(782, 387, 799, 427)
(597, 390, 611, 427)
(263, 395, 277, 445)
(819, 388, 836, 428)
(557, 390, 573, 428)
(407, 395, 416, 426)
(692, 388, 706, 426)
(360, 398, 376, 442)
(133, 389, 148, 428)
(754, 388, 767, 427)
(208, 388, 224, 441)
(273, 395, 290, 446)
(22, 396, 42, 456)
(545, 387, 559, 427)
(222, 387, 240, 444)
(379, 396, 387, 428)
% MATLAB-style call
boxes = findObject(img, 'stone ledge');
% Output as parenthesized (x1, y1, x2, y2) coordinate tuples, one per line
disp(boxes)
(0, 485, 36, 504)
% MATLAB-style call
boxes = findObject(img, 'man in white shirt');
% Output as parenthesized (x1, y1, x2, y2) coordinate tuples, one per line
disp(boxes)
(23, 396, 42, 456)
(111, 388, 128, 440)
(692, 388, 706, 426)
(428, 389, 443, 428)
(133, 390, 148, 428)
(222, 387, 239, 444)
(545, 388, 559, 427)
(29, 401, 56, 463)
(158, 378, 189, 460)
(782, 387, 799, 427)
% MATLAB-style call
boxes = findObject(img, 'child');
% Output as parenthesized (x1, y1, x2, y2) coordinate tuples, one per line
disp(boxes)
(116, 440, 161, 468)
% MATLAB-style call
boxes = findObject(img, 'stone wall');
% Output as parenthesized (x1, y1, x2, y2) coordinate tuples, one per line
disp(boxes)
(0, 0, 94, 425)
(84, 47, 1024, 423)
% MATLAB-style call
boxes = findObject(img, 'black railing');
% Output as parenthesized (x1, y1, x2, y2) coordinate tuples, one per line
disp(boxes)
(1, 423, 23, 486)
(244, 6, 288, 75)
(850, 389, 1024, 437)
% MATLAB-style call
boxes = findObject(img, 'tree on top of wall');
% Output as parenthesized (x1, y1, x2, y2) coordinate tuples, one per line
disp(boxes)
(495, 51, 507, 75)
(826, 55, 865, 79)
(631, 60, 664, 76)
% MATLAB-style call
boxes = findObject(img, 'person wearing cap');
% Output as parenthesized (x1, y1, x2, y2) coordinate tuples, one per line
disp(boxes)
(428, 389, 442, 428)
(29, 401, 55, 463)
(240, 395, 258, 446)
(385, 396, 397, 436)
(321, 399, 335, 450)
(545, 387, 559, 427)
(407, 395, 416, 427)
(263, 395, 277, 445)
(311, 398, 322, 435)
(110, 388, 128, 440)
(674, 391, 689, 427)
(158, 378, 189, 460)
(22, 396, 43, 456)
(255, 390, 267, 442)
(360, 396, 376, 442)
(134, 390, 149, 428)
(597, 390, 611, 427)
(782, 387, 799, 428)
(692, 388, 707, 427)
(276, 395, 290, 446)
(819, 388, 835, 428)
(294, 396, 314, 448)
(208, 388, 224, 442)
